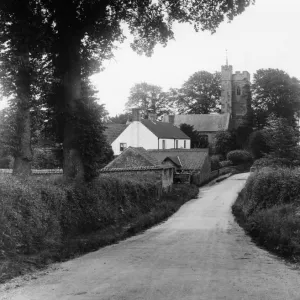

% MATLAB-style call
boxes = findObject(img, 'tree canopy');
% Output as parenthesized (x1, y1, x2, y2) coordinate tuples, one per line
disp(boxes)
(125, 82, 172, 118)
(252, 68, 300, 129)
(175, 71, 221, 114)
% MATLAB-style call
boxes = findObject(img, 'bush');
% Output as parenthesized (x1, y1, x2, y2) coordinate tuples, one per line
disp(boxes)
(232, 168, 300, 259)
(219, 160, 232, 168)
(0, 156, 13, 169)
(0, 173, 161, 258)
(213, 130, 237, 156)
(32, 148, 63, 169)
(210, 155, 220, 171)
(226, 150, 252, 165)
(248, 130, 271, 159)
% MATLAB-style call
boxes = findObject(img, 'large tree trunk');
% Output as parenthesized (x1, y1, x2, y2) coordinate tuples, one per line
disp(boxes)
(59, 34, 85, 180)
(12, 49, 32, 177)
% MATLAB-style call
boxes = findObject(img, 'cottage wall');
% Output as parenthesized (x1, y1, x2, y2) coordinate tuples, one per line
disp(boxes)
(111, 121, 157, 155)
(158, 138, 190, 150)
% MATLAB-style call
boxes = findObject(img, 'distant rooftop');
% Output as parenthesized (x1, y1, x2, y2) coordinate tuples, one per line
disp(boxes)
(104, 123, 128, 144)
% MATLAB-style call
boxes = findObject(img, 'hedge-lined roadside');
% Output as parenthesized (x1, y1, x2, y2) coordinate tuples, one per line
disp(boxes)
(232, 167, 300, 261)
(0, 174, 198, 283)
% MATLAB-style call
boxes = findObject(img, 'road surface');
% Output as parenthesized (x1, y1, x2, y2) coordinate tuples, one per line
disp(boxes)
(1, 173, 300, 300)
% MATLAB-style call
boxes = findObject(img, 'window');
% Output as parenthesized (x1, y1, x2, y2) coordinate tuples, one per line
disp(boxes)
(237, 86, 241, 96)
(120, 143, 127, 152)
(162, 140, 166, 149)
(184, 140, 186, 148)
(175, 140, 179, 149)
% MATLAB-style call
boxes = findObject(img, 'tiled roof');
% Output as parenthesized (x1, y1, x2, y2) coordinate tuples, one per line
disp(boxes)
(141, 119, 190, 139)
(104, 123, 128, 144)
(148, 149, 209, 170)
(100, 166, 171, 172)
(104, 146, 163, 169)
(172, 113, 230, 132)
(163, 156, 182, 168)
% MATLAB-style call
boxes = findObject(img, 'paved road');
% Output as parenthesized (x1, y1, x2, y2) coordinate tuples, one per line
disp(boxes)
(2, 173, 300, 300)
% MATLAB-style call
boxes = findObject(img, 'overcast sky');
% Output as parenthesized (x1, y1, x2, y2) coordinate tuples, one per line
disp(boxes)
(91, 0, 300, 116)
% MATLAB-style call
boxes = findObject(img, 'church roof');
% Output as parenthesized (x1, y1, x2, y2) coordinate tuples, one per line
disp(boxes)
(173, 113, 230, 132)
(141, 119, 190, 139)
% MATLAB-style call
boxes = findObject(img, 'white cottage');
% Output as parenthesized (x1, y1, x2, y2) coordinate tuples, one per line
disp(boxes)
(105, 109, 191, 155)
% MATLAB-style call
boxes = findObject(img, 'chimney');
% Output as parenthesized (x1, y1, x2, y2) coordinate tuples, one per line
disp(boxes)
(148, 113, 157, 122)
(162, 113, 168, 123)
(132, 108, 141, 122)
(169, 115, 175, 124)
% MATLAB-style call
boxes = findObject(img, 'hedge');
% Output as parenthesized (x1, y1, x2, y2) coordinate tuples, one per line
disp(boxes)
(227, 150, 252, 165)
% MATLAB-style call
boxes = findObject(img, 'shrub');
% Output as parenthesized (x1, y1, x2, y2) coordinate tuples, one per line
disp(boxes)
(252, 157, 292, 169)
(226, 150, 252, 165)
(213, 130, 237, 156)
(32, 148, 63, 169)
(219, 160, 232, 168)
(232, 168, 300, 259)
(0, 156, 13, 169)
(0, 172, 161, 258)
(248, 130, 271, 159)
(210, 155, 220, 171)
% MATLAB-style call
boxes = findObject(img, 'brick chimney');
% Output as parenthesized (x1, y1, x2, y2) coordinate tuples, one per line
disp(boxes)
(148, 113, 157, 122)
(168, 115, 175, 124)
(132, 108, 141, 122)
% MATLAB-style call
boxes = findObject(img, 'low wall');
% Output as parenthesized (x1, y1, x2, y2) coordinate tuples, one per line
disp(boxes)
(0, 169, 63, 175)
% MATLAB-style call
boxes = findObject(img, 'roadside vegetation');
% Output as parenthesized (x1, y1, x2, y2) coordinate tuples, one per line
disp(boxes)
(0, 173, 198, 283)
(232, 113, 300, 261)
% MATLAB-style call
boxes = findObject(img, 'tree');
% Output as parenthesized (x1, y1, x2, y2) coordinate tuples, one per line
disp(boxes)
(264, 115, 300, 161)
(179, 123, 209, 148)
(213, 131, 237, 157)
(108, 113, 132, 124)
(125, 82, 171, 118)
(252, 69, 300, 129)
(0, 0, 52, 176)
(176, 71, 221, 114)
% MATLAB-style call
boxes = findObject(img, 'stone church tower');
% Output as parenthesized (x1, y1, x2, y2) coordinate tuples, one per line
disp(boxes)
(221, 64, 251, 128)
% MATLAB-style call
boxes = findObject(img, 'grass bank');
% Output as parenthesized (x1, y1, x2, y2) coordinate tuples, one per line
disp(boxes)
(0, 173, 198, 284)
(232, 167, 300, 262)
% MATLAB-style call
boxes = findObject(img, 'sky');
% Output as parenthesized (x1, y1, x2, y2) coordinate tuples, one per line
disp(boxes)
(0, 0, 299, 117)
(90, 0, 300, 116)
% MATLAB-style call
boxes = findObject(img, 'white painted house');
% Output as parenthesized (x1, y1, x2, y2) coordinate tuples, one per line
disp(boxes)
(105, 109, 191, 155)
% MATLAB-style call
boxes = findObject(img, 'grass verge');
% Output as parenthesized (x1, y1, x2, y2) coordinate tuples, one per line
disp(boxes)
(0, 183, 198, 284)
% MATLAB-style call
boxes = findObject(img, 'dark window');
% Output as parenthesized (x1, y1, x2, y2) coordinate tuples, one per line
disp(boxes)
(120, 143, 127, 152)
(184, 140, 186, 148)
(162, 140, 166, 149)
(175, 140, 179, 149)
(237, 86, 241, 96)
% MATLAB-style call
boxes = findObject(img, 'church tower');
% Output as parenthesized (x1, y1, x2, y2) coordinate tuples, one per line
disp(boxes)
(221, 61, 251, 128)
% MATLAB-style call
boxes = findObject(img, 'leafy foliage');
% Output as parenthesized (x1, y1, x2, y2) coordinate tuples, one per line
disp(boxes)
(248, 129, 271, 159)
(125, 82, 172, 118)
(213, 130, 237, 156)
(264, 115, 300, 161)
(252, 69, 300, 129)
(175, 71, 221, 114)
(108, 113, 132, 124)
(68, 80, 113, 181)
(179, 123, 209, 148)
(226, 150, 252, 165)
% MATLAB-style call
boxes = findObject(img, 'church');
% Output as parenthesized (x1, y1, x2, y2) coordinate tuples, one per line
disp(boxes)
(162, 64, 251, 144)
